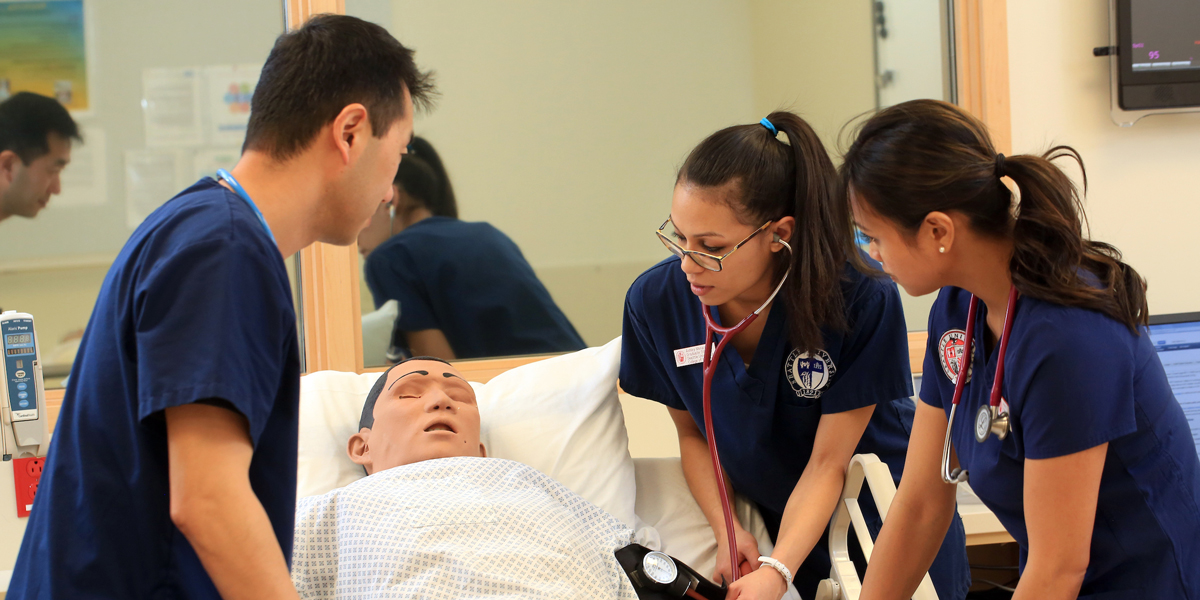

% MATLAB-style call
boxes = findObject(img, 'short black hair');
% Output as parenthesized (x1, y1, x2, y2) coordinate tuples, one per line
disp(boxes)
(395, 136, 457, 218)
(244, 14, 436, 161)
(359, 356, 453, 430)
(0, 92, 81, 164)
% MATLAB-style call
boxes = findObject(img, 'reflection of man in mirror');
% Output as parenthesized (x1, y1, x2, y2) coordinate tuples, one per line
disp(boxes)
(0, 92, 79, 223)
(357, 136, 586, 361)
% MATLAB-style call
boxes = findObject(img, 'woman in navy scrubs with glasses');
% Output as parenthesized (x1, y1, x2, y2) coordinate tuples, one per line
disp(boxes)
(619, 112, 970, 600)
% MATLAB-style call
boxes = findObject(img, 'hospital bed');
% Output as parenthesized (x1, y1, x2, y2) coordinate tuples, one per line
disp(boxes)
(296, 337, 939, 599)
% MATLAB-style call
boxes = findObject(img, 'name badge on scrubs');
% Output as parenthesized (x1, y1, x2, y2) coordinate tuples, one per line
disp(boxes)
(673, 344, 712, 367)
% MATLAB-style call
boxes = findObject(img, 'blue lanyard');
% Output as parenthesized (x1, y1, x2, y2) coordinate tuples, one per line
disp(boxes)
(216, 169, 276, 244)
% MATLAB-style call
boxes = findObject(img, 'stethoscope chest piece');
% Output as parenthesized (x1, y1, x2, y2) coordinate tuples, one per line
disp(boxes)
(974, 403, 1010, 443)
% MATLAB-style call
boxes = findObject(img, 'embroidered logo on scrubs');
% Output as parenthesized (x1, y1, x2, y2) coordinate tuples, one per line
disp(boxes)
(938, 329, 973, 384)
(785, 348, 836, 398)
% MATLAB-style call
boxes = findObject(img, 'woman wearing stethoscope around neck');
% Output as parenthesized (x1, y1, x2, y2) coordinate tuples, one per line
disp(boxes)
(846, 99, 1200, 600)
(620, 111, 971, 600)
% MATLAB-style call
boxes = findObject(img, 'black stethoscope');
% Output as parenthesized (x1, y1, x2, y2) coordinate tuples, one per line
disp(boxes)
(217, 169, 276, 244)
(941, 285, 1018, 484)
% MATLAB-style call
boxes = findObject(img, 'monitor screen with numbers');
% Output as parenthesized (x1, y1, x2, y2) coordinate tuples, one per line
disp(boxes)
(1117, 0, 1200, 110)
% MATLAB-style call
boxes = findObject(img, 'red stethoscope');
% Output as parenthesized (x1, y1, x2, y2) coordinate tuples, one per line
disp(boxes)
(941, 285, 1018, 484)
(699, 240, 792, 582)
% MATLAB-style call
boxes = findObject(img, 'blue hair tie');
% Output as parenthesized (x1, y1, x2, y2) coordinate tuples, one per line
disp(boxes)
(759, 117, 778, 136)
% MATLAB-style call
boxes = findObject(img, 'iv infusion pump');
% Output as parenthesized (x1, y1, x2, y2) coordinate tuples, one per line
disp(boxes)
(0, 311, 48, 459)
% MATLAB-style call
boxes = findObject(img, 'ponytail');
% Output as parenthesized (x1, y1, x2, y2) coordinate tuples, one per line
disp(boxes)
(1005, 148, 1147, 328)
(678, 111, 863, 355)
(841, 100, 1147, 330)
(395, 136, 458, 218)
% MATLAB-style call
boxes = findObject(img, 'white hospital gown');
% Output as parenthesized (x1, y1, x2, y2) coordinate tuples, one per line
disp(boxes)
(291, 457, 638, 599)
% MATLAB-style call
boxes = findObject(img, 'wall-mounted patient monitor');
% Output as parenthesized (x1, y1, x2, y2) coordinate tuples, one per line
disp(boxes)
(1101, 0, 1200, 125)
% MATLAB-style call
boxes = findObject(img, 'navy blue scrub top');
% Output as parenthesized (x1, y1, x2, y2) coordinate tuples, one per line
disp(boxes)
(923, 286, 1200, 599)
(621, 255, 970, 600)
(10, 178, 301, 599)
(364, 216, 586, 358)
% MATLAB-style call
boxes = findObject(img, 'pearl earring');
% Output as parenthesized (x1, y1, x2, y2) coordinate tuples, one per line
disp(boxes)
(939, 246, 945, 253)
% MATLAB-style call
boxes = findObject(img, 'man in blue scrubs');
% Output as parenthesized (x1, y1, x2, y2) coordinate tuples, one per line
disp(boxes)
(9, 15, 434, 599)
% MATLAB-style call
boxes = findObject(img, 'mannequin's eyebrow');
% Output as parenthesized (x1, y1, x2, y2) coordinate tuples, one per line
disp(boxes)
(388, 370, 428, 390)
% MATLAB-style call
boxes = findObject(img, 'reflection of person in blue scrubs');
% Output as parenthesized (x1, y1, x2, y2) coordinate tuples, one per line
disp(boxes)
(845, 100, 1200, 599)
(620, 112, 970, 600)
(0, 92, 79, 223)
(357, 136, 585, 360)
(10, 16, 435, 599)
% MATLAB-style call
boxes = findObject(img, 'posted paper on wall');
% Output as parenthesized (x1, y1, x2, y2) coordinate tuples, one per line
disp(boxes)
(193, 148, 241, 182)
(205, 64, 259, 147)
(0, 0, 91, 112)
(54, 126, 106, 207)
(142, 67, 204, 148)
(125, 149, 187, 228)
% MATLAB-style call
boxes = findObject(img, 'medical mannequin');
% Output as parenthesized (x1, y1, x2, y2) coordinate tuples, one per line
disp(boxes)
(620, 112, 970, 600)
(290, 356, 637, 599)
(0, 92, 78, 223)
(845, 99, 1200, 599)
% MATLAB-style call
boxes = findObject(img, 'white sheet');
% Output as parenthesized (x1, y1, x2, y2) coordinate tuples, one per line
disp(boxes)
(292, 457, 638, 599)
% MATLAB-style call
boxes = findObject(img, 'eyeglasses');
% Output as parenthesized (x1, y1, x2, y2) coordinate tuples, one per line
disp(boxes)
(656, 216, 772, 272)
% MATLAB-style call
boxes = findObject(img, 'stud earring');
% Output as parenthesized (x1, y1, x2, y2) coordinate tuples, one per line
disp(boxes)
(939, 246, 945, 254)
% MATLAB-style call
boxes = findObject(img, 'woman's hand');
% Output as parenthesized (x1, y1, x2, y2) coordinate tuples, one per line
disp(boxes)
(713, 526, 760, 586)
(725, 564, 788, 600)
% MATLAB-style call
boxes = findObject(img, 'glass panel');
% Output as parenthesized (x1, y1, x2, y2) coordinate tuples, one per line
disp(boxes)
(348, 0, 956, 367)
(0, 1, 290, 387)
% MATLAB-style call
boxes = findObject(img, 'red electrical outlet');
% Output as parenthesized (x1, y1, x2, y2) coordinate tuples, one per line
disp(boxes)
(13, 457, 44, 518)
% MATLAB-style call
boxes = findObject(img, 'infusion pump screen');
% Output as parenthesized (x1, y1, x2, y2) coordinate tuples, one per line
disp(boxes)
(1130, 0, 1200, 72)
(5, 334, 31, 345)
(5, 347, 33, 356)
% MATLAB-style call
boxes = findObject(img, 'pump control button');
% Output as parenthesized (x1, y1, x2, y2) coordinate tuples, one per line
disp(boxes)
(17, 383, 26, 391)
(15, 370, 25, 378)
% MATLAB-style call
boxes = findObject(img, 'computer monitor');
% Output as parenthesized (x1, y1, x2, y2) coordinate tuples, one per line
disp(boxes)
(1147, 312, 1200, 458)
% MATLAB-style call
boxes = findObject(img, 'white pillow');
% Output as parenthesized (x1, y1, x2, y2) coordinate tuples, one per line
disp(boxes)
(296, 337, 639, 530)
(633, 457, 800, 600)
(360, 299, 398, 367)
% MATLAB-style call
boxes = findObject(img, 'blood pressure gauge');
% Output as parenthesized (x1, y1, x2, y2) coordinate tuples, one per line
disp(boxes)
(642, 551, 678, 586)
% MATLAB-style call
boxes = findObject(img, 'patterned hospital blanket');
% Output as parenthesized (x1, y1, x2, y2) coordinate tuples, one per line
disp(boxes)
(291, 457, 638, 599)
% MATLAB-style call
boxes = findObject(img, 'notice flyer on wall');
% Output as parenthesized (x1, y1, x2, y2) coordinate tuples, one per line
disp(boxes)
(54, 126, 106, 207)
(125, 149, 188, 228)
(0, 0, 91, 113)
(204, 64, 259, 147)
(192, 147, 240, 182)
(142, 67, 205, 148)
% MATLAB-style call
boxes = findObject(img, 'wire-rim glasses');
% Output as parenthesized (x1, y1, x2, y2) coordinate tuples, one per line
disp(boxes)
(655, 216, 772, 272)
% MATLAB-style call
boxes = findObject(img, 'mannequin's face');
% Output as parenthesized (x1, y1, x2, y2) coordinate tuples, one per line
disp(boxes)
(348, 360, 486, 474)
